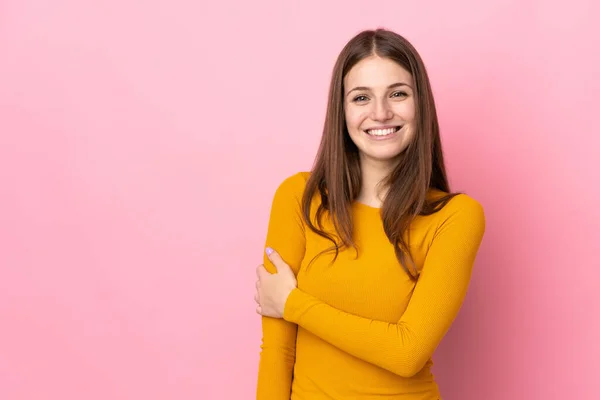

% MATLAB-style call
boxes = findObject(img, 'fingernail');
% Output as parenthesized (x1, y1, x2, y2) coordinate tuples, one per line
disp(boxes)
(266, 247, 273, 256)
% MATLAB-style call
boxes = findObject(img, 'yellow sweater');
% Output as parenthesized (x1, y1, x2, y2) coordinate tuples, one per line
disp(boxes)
(256, 172, 485, 400)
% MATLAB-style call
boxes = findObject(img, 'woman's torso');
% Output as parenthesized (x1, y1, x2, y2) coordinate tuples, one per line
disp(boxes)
(290, 196, 444, 399)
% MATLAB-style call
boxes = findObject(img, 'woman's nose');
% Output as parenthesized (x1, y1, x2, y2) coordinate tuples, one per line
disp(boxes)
(370, 100, 393, 121)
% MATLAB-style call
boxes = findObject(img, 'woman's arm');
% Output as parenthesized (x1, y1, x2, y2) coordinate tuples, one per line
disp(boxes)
(281, 195, 485, 378)
(256, 173, 307, 399)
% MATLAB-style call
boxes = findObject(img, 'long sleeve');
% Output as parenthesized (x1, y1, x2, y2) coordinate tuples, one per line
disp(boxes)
(282, 195, 485, 378)
(256, 173, 307, 399)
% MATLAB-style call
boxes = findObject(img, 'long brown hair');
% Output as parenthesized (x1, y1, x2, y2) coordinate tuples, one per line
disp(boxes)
(301, 28, 458, 279)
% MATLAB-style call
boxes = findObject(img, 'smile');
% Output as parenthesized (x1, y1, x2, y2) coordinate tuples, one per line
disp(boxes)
(364, 126, 402, 137)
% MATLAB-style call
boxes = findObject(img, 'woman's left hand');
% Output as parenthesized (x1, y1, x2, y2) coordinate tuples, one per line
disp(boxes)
(255, 247, 297, 318)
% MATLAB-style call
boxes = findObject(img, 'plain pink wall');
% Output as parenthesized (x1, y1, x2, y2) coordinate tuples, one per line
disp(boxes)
(1, 0, 598, 399)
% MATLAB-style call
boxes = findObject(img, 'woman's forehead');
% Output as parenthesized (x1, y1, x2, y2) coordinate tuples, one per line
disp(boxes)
(345, 57, 413, 88)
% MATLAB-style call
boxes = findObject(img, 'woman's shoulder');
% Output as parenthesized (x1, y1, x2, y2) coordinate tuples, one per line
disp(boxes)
(271, 171, 312, 201)
(428, 189, 486, 229)
(277, 171, 311, 190)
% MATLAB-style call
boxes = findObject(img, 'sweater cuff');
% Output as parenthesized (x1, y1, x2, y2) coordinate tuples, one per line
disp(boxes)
(283, 287, 310, 323)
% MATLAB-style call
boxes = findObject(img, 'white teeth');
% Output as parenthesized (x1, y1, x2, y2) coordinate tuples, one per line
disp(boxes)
(366, 127, 399, 136)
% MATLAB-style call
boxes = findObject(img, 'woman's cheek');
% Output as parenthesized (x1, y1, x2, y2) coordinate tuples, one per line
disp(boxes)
(395, 102, 415, 119)
(354, 110, 370, 125)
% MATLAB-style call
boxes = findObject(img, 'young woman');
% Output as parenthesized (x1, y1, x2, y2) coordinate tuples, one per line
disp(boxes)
(254, 28, 486, 400)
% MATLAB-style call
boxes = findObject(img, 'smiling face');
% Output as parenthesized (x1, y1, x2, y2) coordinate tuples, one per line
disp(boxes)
(343, 55, 416, 168)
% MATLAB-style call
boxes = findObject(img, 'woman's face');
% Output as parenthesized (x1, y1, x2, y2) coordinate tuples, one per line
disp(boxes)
(343, 55, 416, 167)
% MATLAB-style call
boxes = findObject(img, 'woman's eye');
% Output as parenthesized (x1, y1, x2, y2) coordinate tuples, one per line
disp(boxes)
(352, 92, 407, 102)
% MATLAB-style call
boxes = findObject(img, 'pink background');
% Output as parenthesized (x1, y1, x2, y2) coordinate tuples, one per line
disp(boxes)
(1, 1, 598, 399)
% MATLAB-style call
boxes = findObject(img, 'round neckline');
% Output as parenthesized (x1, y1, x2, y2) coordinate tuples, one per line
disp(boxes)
(352, 188, 447, 211)
(352, 200, 382, 210)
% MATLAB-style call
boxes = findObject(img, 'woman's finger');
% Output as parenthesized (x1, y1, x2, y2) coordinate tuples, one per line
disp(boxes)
(256, 305, 262, 315)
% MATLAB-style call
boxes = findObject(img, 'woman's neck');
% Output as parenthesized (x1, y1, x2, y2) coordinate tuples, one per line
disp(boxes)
(355, 157, 399, 208)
